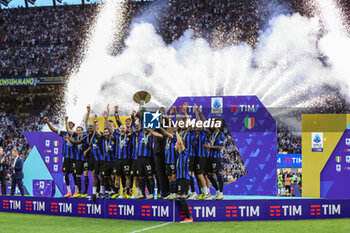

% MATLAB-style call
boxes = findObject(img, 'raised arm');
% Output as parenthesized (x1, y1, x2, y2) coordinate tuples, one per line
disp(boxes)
(43, 117, 58, 134)
(114, 105, 122, 128)
(104, 104, 115, 134)
(65, 116, 74, 135)
(194, 103, 201, 121)
(197, 104, 206, 122)
(84, 105, 91, 129)
(182, 102, 189, 121)
(175, 131, 185, 152)
(93, 115, 102, 137)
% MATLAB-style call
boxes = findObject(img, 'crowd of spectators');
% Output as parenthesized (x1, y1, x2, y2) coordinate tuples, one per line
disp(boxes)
(0, 5, 96, 78)
(1, 0, 337, 78)
(221, 135, 247, 182)
(278, 127, 301, 154)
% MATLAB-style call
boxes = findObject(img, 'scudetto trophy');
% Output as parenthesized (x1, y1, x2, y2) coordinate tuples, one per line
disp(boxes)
(133, 91, 151, 118)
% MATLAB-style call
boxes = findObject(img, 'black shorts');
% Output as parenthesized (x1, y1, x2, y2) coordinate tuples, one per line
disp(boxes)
(177, 178, 190, 196)
(101, 161, 115, 176)
(136, 157, 154, 177)
(62, 158, 75, 174)
(115, 159, 132, 176)
(194, 157, 207, 175)
(88, 157, 94, 171)
(93, 160, 103, 175)
(206, 158, 222, 174)
(166, 164, 176, 177)
(189, 156, 195, 172)
(74, 160, 86, 175)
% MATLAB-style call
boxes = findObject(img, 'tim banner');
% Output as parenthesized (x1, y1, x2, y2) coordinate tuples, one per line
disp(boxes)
(277, 154, 302, 168)
(1, 196, 349, 222)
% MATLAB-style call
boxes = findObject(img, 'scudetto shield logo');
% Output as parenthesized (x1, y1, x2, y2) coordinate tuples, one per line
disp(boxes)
(244, 118, 255, 129)
(335, 156, 342, 163)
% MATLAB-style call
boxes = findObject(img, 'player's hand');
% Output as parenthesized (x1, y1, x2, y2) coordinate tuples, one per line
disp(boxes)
(107, 104, 110, 113)
(194, 103, 198, 112)
(87, 105, 91, 112)
(131, 110, 136, 116)
(93, 114, 98, 123)
(65, 116, 69, 121)
(114, 105, 119, 113)
(43, 117, 48, 124)
(183, 102, 188, 112)
(103, 111, 108, 119)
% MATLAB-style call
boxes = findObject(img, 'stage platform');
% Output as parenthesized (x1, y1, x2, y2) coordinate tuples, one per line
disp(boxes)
(1, 195, 349, 222)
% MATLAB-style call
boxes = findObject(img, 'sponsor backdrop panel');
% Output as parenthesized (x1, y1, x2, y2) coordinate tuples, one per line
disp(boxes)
(302, 114, 350, 198)
(321, 125, 350, 198)
(171, 96, 277, 195)
(1, 196, 349, 222)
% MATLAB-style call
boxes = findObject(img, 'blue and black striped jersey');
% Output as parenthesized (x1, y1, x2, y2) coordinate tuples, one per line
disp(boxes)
(75, 134, 88, 161)
(83, 133, 103, 161)
(209, 130, 224, 158)
(197, 130, 209, 158)
(115, 133, 133, 160)
(165, 133, 177, 164)
(176, 149, 190, 180)
(131, 133, 138, 160)
(58, 131, 77, 159)
(135, 131, 153, 158)
(101, 137, 116, 162)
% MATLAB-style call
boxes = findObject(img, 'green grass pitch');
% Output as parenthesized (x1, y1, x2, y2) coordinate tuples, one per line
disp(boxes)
(0, 212, 349, 233)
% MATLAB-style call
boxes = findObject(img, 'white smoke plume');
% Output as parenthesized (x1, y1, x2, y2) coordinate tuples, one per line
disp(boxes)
(63, 0, 350, 131)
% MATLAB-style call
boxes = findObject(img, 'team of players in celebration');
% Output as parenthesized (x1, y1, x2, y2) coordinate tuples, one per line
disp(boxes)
(43, 103, 225, 222)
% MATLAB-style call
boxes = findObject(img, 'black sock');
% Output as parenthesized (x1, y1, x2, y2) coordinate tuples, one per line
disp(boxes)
(130, 175, 134, 189)
(76, 176, 82, 193)
(173, 181, 177, 194)
(84, 176, 89, 194)
(217, 174, 224, 193)
(147, 177, 155, 195)
(121, 175, 126, 190)
(104, 177, 110, 193)
(190, 176, 195, 192)
(65, 174, 70, 186)
(179, 198, 191, 219)
(169, 181, 174, 194)
(97, 178, 100, 193)
(140, 178, 146, 196)
(208, 175, 219, 191)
